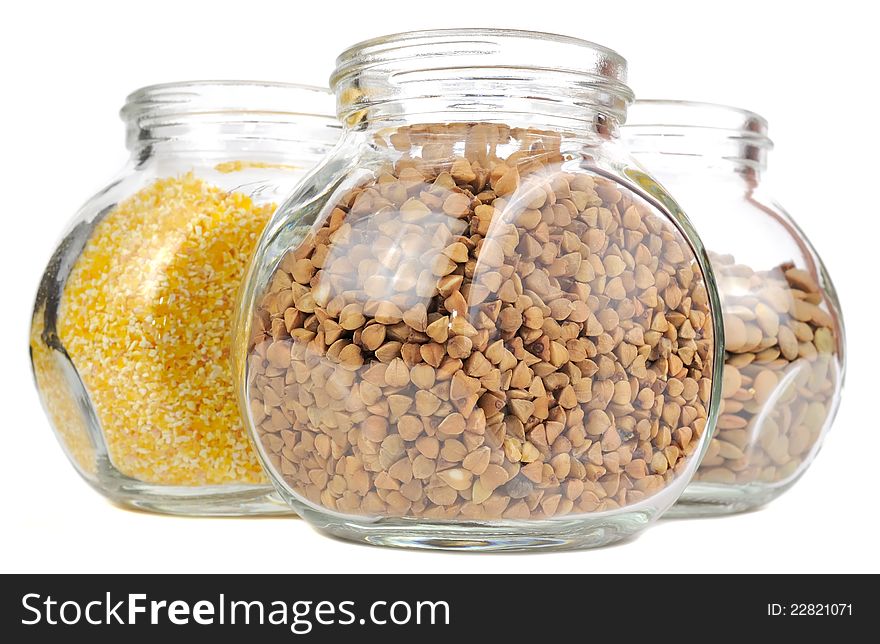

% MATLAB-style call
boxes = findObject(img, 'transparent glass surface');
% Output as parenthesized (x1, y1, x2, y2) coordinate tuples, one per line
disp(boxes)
(235, 31, 723, 550)
(624, 100, 845, 516)
(30, 81, 339, 515)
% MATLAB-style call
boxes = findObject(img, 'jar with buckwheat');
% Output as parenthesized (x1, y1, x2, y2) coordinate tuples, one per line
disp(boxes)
(235, 31, 724, 549)
(624, 100, 845, 516)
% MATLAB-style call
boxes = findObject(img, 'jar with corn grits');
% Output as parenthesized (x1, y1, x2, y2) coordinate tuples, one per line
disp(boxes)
(235, 30, 724, 550)
(30, 81, 339, 515)
(624, 100, 845, 515)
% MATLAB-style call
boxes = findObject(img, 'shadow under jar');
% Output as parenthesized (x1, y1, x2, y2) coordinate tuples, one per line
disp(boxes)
(235, 30, 724, 551)
(30, 81, 340, 515)
(623, 100, 845, 516)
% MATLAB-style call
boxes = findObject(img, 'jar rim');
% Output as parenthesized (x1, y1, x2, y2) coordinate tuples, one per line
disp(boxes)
(333, 28, 627, 79)
(330, 29, 634, 126)
(121, 81, 337, 123)
(625, 99, 773, 148)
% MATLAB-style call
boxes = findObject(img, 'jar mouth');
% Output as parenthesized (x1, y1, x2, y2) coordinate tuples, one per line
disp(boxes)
(121, 81, 337, 125)
(624, 99, 773, 152)
(330, 29, 634, 126)
(623, 100, 774, 172)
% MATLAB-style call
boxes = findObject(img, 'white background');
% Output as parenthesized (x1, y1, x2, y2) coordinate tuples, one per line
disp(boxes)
(2, 0, 877, 573)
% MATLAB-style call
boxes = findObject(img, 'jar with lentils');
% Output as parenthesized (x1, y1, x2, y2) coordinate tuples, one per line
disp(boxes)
(623, 100, 845, 515)
(235, 31, 724, 549)
(30, 81, 339, 515)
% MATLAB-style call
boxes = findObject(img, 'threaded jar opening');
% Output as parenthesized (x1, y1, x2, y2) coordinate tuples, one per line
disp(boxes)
(121, 81, 340, 150)
(330, 29, 634, 129)
(624, 100, 773, 170)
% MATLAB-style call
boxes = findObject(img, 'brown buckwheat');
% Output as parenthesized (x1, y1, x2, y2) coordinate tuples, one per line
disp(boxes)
(698, 255, 840, 485)
(247, 123, 715, 520)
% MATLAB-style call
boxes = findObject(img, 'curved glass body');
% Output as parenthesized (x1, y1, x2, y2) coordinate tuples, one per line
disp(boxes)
(624, 100, 845, 515)
(30, 82, 340, 515)
(236, 31, 723, 550)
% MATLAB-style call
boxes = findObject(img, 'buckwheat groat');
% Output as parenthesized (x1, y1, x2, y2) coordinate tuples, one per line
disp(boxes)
(697, 256, 839, 485)
(246, 123, 715, 521)
(623, 99, 845, 515)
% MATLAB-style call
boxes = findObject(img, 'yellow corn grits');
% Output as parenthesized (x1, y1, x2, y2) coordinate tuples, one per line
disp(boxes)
(31, 312, 97, 475)
(58, 174, 273, 485)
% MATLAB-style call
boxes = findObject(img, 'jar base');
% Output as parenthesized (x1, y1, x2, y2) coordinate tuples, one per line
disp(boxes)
(87, 456, 293, 517)
(298, 506, 655, 552)
(664, 478, 800, 518)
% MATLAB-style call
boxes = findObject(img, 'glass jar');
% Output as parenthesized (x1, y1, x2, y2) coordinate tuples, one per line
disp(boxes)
(235, 30, 723, 550)
(623, 100, 845, 515)
(30, 81, 340, 515)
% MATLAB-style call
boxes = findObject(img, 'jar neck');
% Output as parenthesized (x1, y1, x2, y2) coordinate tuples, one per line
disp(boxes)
(121, 81, 340, 160)
(331, 29, 633, 138)
(630, 150, 768, 186)
(623, 100, 773, 178)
